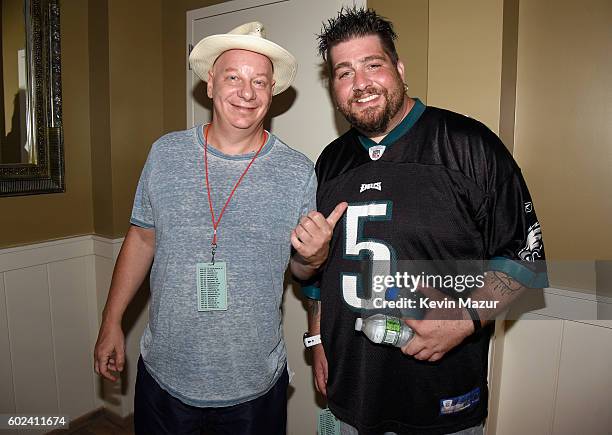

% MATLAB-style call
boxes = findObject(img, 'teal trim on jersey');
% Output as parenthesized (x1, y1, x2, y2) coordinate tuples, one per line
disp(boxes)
(302, 284, 321, 300)
(357, 98, 426, 150)
(488, 257, 549, 288)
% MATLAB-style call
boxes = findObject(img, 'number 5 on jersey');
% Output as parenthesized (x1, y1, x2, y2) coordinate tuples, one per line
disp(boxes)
(342, 202, 394, 310)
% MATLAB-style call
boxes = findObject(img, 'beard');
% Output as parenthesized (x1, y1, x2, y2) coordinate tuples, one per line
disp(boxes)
(336, 80, 405, 135)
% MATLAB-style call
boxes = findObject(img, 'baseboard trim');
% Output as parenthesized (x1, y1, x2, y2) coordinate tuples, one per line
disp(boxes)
(103, 408, 134, 430)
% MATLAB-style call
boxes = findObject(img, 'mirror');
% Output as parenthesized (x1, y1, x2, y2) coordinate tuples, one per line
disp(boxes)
(0, 0, 63, 196)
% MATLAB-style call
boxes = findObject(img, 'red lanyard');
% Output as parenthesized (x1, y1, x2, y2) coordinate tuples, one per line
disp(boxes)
(204, 124, 268, 262)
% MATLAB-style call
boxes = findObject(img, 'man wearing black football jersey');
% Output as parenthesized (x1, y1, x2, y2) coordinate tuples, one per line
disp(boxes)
(301, 7, 548, 435)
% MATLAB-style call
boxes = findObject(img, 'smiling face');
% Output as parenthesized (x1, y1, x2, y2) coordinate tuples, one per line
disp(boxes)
(207, 49, 274, 131)
(329, 35, 406, 136)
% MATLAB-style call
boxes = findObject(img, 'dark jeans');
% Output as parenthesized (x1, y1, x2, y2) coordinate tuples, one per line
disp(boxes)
(134, 357, 288, 435)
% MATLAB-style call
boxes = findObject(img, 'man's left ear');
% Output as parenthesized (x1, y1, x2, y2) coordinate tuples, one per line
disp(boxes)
(271, 79, 276, 94)
(396, 61, 405, 81)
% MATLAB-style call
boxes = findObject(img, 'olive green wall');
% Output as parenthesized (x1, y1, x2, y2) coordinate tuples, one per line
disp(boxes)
(0, 0, 224, 247)
(161, 0, 226, 133)
(3, 0, 611, 289)
(369, 0, 429, 103)
(373, 0, 611, 294)
(513, 0, 612, 292)
(88, 0, 114, 237)
(107, 0, 164, 237)
(427, 0, 505, 135)
(90, 0, 222, 238)
(498, 0, 519, 149)
(0, 0, 94, 247)
(513, 0, 612, 262)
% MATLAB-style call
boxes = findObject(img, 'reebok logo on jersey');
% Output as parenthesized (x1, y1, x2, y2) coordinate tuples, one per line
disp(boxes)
(360, 182, 382, 193)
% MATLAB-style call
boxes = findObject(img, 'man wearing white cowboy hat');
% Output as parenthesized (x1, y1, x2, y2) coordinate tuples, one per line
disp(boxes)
(94, 21, 346, 434)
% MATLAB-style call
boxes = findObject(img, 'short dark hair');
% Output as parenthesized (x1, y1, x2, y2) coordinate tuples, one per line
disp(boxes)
(317, 7, 399, 70)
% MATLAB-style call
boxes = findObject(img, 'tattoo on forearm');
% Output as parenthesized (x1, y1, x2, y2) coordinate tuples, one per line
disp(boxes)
(488, 271, 523, 296)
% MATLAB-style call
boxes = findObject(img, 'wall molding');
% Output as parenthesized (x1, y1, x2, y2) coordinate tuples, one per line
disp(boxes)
(0, 234, 128, 420)
(3, 237, 608, 326)
(0, 235, 124, 273)
(511, 287, 612, 329)
(2, 235, 610, 426)
(92, 235, 124, 260)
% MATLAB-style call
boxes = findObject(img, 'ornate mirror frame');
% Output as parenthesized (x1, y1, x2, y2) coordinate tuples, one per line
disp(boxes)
(0, 0, 64, 196)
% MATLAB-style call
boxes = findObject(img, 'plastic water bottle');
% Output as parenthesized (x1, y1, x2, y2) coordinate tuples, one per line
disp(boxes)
(355, 314, 414, 347)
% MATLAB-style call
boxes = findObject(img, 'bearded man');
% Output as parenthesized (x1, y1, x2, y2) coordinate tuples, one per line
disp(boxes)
(301, 8, 548, 435)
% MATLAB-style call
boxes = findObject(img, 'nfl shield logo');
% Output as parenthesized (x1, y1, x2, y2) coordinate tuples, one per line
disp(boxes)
(369, 145, 386, 161)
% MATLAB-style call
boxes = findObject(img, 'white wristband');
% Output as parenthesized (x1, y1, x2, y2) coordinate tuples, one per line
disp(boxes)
(303, 334, 322, 348)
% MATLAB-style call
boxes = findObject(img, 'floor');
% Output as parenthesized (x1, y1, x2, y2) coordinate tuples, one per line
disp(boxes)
(48, 412, 134, 435)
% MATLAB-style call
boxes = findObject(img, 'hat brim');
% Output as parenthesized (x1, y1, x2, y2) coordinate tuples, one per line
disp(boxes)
(189, 34, 297, 96)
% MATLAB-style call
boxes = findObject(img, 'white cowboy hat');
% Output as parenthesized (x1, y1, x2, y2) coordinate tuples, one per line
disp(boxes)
(189, 21, 297, 96)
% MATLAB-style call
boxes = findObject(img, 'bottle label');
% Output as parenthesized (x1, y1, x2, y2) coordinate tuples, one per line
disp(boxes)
(382, 317, 401, 345)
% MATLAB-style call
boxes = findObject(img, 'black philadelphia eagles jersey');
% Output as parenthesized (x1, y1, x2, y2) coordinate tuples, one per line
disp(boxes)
(314, 100, 548, 434)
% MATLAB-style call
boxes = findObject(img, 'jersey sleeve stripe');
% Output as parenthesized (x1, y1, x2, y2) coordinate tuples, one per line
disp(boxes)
(488, 256, 549, 288)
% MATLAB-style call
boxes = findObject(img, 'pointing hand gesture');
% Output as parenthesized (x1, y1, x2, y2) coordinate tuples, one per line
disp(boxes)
(291, 202, 348, 270)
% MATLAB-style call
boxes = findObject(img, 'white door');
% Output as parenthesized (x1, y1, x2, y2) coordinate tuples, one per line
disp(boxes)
(187, 0, 364, 162)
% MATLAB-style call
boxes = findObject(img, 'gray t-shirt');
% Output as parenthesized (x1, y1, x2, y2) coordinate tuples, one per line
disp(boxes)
(131, 125, 316, 407)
